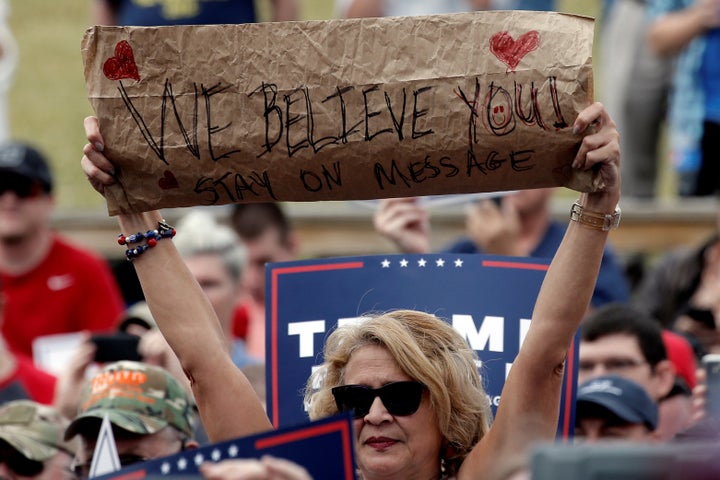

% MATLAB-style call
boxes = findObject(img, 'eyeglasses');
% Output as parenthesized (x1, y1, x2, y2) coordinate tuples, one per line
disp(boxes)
(0, 441, 50, 477)
(578, 358, 649, 374)
(0, 175, 45, 199)
(0, 447, 45, 477)
(331, 381, 425, 419)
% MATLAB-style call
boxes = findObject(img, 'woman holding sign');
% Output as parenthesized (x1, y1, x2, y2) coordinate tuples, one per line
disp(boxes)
(81, 101, 620, 480)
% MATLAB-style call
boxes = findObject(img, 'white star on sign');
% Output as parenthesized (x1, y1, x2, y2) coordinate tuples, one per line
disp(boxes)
(161, 462, 171, 474)
(436, 258, 445, 267)
(228, 445, 239, 457)
(454, 258, 464, 267)
(381, 259, 391, 268)
(194, 453, 204, 466)
(211, 449, 222, 461)
(400, 259, 409, 267)
(418, 258, 427, 267)
(177, 457, 187, 470)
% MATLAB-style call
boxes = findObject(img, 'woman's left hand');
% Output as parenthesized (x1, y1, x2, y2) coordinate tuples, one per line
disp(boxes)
(572, 102, 621, 208)
(199, 456, 312, 480)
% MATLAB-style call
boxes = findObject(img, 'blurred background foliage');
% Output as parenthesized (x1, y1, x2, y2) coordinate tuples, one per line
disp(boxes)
(7, 0, 599, 211)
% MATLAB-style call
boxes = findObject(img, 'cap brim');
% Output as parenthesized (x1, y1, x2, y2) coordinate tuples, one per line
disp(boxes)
(64, 409, 169, 441)
(576, 396, 655, 430)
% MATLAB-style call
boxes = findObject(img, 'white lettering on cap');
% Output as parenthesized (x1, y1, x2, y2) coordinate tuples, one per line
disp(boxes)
(579, 379, 623, 397)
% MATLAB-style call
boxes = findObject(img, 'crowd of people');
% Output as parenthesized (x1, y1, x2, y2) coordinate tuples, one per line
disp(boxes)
(0, 0, 719, 479)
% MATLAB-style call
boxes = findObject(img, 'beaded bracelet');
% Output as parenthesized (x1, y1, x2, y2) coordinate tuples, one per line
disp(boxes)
(118, 220, 176, 261)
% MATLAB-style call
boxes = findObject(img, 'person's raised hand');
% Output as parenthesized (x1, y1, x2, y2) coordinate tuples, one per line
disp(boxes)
(695, 0, 720, 30)
(53, 332, 96, 419)
(81, 116, 117, 196)
(373, 197, 431, 254)
(692, 367, 708, 425)
(465, 199, 521, 256)
(572, 102, 621, 209)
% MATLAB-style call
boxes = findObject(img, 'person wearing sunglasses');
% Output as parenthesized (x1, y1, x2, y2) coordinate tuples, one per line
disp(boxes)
(0, 400, 78, 479)
(81, 100, 620, 479)
(0, 141, 124, 359)
(63, 360, 198, 479)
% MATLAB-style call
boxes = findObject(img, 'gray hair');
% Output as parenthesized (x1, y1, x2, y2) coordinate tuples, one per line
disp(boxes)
(173, 209, 246, 282)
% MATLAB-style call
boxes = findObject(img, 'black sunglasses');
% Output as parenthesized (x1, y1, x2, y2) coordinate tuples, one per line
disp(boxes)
(0, 447, 45, 477)
(0, 175, 45, 199)
(332, 381, 425, 419)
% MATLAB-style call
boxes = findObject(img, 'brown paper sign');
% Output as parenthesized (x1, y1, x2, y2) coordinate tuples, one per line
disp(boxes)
(81, 10, 597, 215)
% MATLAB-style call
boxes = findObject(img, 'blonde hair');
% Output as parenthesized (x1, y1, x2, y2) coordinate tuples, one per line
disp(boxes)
(304, 310, 491, 475)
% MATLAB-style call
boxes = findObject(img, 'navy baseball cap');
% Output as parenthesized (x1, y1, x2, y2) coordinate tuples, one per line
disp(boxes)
(0, 141, 53, 192)
(576, 375, 658, 431)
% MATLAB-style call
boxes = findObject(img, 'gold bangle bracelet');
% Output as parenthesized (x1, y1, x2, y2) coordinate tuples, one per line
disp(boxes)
(570, 201, 621, 231)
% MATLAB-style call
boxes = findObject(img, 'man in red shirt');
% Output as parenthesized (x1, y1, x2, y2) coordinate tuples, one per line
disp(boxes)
(0, 289, 56, 404)
(0, 141, 123, 358)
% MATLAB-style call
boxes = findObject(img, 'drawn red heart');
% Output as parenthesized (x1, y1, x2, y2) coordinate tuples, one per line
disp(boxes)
(489, 31, 541, 72)
(158, 170, 179, 190)
(103, 40, 140, 81)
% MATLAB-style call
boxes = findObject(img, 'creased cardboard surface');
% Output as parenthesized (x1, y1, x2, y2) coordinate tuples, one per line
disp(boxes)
(81, 11, 596, 215)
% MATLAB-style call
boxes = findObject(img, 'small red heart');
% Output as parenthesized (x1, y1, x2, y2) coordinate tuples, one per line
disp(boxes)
(489, 30, 541, 72)
(158, 170, 179, 190)
(103, 40, 140, 81)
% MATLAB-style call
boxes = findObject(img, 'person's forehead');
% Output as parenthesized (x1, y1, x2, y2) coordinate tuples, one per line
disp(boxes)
(245, 229, 289, 255)
(184, 254, 234, 281)
(580, 333, 644, 358)
(343, 345, 411, 386)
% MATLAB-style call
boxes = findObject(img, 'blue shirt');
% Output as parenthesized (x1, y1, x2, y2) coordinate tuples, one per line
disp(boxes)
(648, 0, 707, 173)
(442, 221, 631, 307)
(701, 28, 720, 122)
(108, 0, 257, 26)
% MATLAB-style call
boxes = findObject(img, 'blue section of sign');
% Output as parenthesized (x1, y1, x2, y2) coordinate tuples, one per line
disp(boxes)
(266, 253, 578, 437)
(93, 414, 356, 479)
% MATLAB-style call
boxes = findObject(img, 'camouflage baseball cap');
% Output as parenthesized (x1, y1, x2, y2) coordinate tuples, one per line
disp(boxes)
(64, 361, 194, 440)
(0, 400, 77, 462)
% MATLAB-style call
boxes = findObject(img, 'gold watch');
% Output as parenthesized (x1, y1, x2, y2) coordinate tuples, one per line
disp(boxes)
(570, 201, 621, 231)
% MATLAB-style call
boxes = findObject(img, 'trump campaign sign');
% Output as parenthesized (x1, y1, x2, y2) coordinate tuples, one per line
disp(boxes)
(266, 253, 578, 439)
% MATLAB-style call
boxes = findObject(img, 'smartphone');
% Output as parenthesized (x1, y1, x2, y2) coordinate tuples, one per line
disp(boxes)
(702, 354, 720, 418)
(91, 333, 142, 363)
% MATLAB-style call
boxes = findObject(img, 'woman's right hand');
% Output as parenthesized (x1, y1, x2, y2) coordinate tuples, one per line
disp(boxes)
(373, 197, 431, 254)
(81, 116, 116, 197)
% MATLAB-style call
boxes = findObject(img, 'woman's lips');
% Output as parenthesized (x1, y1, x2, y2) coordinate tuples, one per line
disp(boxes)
(365, 436, 398, 450)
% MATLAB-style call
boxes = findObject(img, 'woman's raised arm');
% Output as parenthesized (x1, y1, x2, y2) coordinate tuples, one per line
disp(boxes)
(81, 116, 272, 441)
(461, 102, 621, 475)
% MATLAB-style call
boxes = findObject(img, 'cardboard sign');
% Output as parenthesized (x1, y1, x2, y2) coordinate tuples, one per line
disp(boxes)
(93, 414, 357, 479)
(81, 11, 598, 215)
(266, 253, 579, 439)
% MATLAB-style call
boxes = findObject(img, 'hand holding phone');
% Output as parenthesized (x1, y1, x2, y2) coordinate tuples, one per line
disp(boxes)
(91, 333, 142, 363)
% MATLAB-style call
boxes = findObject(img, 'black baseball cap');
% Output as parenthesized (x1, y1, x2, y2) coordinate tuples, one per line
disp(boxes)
(0, 141, 53, 192)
